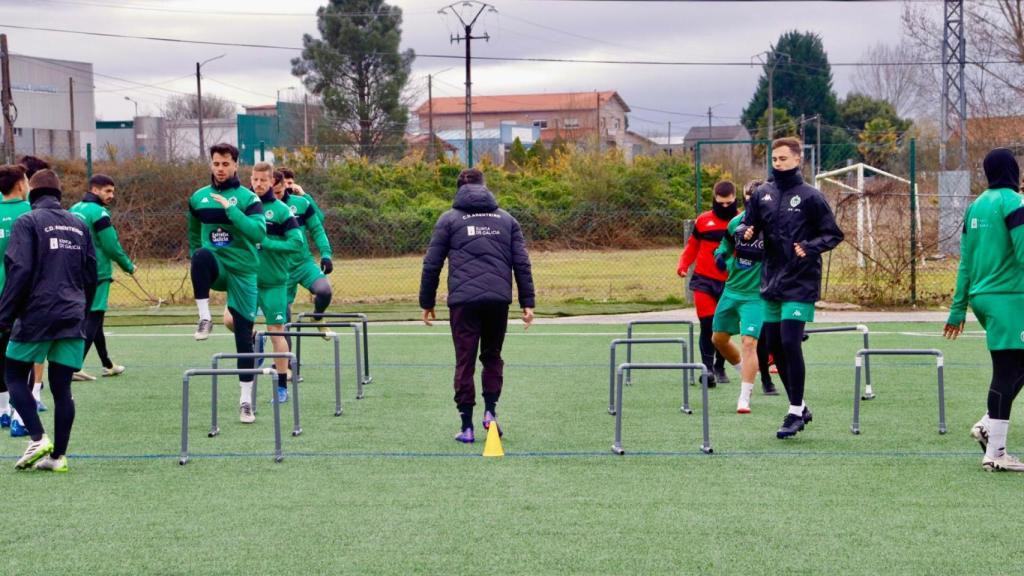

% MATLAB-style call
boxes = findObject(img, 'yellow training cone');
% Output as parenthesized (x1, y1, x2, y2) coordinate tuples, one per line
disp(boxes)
(482, 422, 504, 457)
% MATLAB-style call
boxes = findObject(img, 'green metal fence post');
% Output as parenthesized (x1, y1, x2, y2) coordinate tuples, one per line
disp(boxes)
(909, 138, 917, 306)
(259, 141, 265, 162)
(694, 143, 702, 215)
(86, 143, 92, 180)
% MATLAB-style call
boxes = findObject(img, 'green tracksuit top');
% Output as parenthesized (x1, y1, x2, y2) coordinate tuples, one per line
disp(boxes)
(949, 187, 1024, 325)
(282, 191, 332, 265)
(70, 194, 135, 282)
(714, 212, 763, 297)
(188, 181, 266, 274)
(258, 194, 306, 287)
(0, 197, 31, 288)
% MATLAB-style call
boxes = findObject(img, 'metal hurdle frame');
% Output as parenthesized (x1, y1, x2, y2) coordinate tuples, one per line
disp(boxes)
(612, 362, 713, 456)
(257, 330, 346, 416)
(625, 320, 696, 388)
(180, 367, 283, 465)
(608, 338, 691, 415)
(851, 348, 946, 436)
(297, 312, 372, 385)
(286, 321, 364, 399)
(210, 352, 300, 438)
(805, 324, 875, 399)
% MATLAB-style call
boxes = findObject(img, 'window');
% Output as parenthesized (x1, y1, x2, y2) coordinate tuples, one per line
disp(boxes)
(614, 118, 621, 130)
(533, 119, 548, 129)
(13, 128, 22, 137)
(563, 118, 579, 129)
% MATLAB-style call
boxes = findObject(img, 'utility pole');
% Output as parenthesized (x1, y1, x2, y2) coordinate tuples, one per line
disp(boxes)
(707, 107, 712, 137)
(667, 121, 671, 156)
(68, 77, 76, 159)
(303, 92, 309, 147)
(196, 54, 225, 160)
(427, 74, 435, 161)
(596, 91, 601, 152)
(440, 1, 496, 167)
(799, 113, 806, 144)
(754, 50, 790, 143)
(815, 114, 821, 173)
(0, 34, 14, 163)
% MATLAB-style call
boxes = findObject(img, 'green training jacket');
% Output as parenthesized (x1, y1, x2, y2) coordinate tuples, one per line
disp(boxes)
(258, 194, 306, 287)
(187, 178, 266, 274)
(70, 193, 135, 282)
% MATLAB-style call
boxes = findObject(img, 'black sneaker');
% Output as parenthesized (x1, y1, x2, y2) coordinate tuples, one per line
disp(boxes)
(802, 406, 813, 425)
(194, 319, 213, 341)
(776, 413, 805, 439)
(705, 372, 717, 388)
(762, 381, 780, 396)
(713, 367, 730, 384)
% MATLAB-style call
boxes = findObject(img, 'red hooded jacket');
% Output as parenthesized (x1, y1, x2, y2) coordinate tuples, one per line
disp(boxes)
(677, 209, 730, 292)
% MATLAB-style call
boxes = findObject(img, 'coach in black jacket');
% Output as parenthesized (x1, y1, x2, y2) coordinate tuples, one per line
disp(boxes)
(420, 168, 535, 443)
(0, 169, 97, 471)
(742, 137, 843, 440)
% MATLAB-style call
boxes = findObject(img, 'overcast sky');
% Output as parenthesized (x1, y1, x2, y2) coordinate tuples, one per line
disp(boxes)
(1, 0, 914, 135)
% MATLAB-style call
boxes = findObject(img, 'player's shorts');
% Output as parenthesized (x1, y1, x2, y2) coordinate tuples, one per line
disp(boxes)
(971, 293, 1024, 350)
(287, 260, 326, 304)
(8, 338, 85, 371)
(712, 291, 764, 337)
(258, 284, 289, 326)
(693, 290, 720, 319)
(764, 300, 815, 323)
(210, 256, 258, 321)
(91, 280, 111, 312)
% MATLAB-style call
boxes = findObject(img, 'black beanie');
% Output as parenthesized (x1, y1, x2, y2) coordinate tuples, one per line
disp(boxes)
(28, 169, 62, 203)
(983, 148, 1020, 192)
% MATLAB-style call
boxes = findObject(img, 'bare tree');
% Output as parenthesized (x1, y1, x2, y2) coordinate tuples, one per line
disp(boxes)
(852, 41, 930, 118)
(161, 93, 237, 120)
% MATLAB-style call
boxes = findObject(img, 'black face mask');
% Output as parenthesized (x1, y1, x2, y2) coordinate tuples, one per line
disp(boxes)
(713, 201, 738, 220)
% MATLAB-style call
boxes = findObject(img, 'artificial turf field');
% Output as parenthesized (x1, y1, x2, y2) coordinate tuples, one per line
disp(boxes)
(2, 320, 1022, 575)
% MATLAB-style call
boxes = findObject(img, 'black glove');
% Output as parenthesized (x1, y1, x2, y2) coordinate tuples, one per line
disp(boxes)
(320, 258, 334, 275)
(714, 253, 728, 272)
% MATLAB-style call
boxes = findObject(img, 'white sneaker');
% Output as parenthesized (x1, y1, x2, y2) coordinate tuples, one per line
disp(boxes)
(971, 418, 989, 453)
(72, 371, 96, 382)
(102, 365, 126, 377)
(239, 402, 255, 424)
(15, 434, 53, 469)
(983, 452, 1024, 472)
(194, 319, 214, 341)
(736, 397, 751, 414)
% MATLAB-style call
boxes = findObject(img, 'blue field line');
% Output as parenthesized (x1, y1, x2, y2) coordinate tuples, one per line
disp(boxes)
(76, 360, 994, 370)
(0, 449, 981, 462)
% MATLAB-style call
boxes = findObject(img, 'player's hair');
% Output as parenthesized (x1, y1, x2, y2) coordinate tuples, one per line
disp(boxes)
(279, 168, 295, 180)
(89, 174, 115, 189)
(17, 155, 49, 178)
(209, 143, 239, 161)
(272, 170, 284, 186)
(743, 180, 764, 197)
(771, 137, 802, 157)
(713, 181, 736, 198)
(457, 168, 484, 187)
(252, 161, 274, 174)
(0, 164, 27, 195)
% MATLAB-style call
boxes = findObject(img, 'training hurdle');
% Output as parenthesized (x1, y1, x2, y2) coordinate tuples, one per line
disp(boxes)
(805, 324, 875, 399)
(608, 338, 691, 415)
(297, 312, 372, 385)
(286, 321, 364, 399)
(612, 362, 713, 456)
(625, 320, 695, 387)
(258, 330, 347, 416)
(210, 352, 300, 437)
(180, 367, 283, 465)
(851, 348, 946, 436)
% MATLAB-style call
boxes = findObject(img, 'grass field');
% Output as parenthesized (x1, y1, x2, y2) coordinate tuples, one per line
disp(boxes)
(110, 246, 959, 315)
(2, 320, 1018, 575)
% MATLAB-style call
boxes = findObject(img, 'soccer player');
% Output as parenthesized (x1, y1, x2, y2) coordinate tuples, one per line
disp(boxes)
(742, 137, 843, 439)
(188, 143, 266, 423)
(677, 181, 736, 386)
(711, 180, 776, 414)
(277, 169, 333, 337)
(70, 174, 136, 381)
(420, 169, 535, 443)
(0, 165, 31, 435)
(224, 165, 304, 405)
(945, 148, 1024, 472)
(0, 169, 97, 472)
(16, 156, 50, 412)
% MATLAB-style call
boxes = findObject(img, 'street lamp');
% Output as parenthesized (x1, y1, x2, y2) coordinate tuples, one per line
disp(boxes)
(196, 53, 226, 159)
(124, 96, 139, 118)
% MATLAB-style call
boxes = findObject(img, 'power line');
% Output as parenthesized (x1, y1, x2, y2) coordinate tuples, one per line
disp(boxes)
(31, 0, 424, 18)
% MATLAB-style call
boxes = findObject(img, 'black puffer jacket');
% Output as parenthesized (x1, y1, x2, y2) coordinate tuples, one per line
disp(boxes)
(419, 184, 535, 309)
(741, 168, 844, 303)
(0, 192, 98, 341)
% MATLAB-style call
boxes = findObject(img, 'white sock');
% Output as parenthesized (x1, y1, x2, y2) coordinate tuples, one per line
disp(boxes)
(740, 382, 754, 402)
(196, 299, 211, 322)
(987, 419, 1009, 459)
(788, 404, 803, 416)
(0, 391, 8, 413)
(32, 382, 42, 402)
(239, 380, 253, 405)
